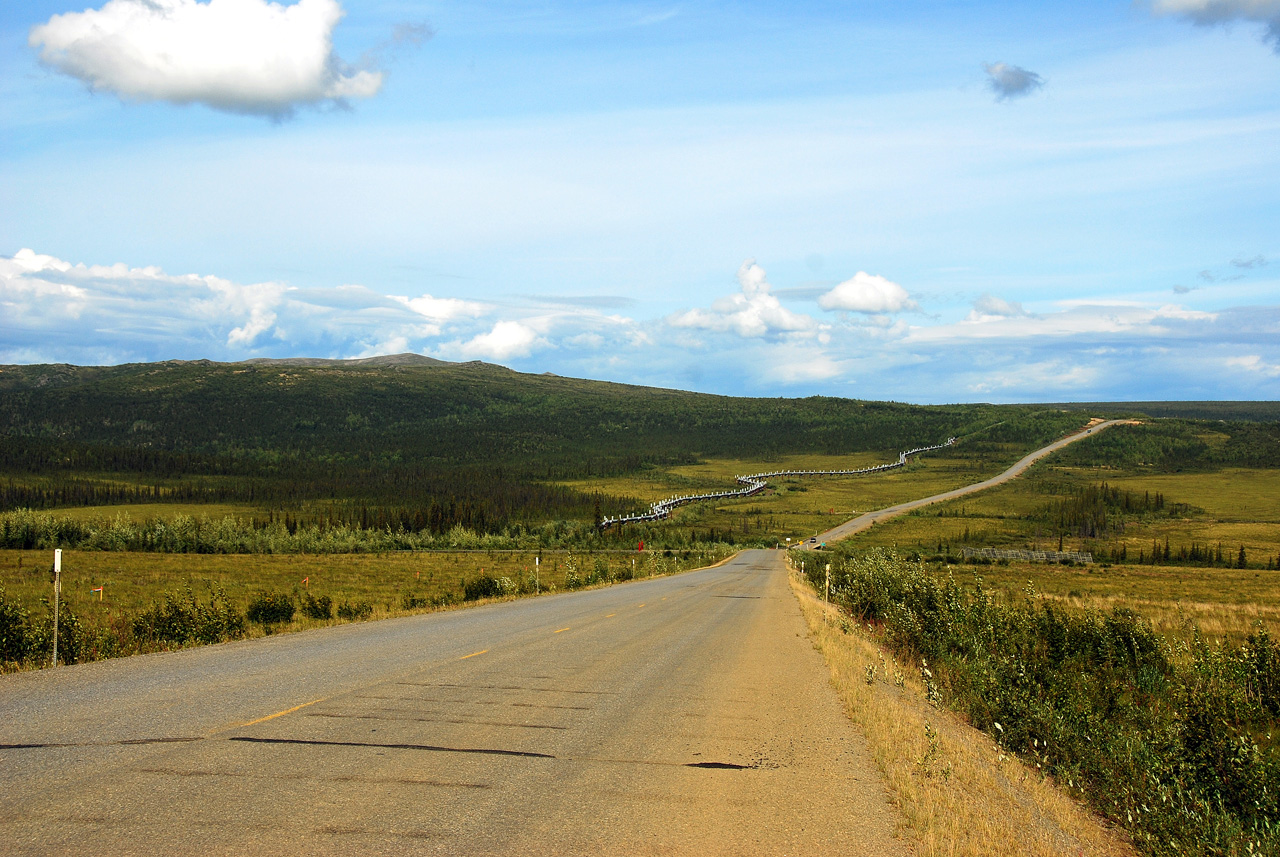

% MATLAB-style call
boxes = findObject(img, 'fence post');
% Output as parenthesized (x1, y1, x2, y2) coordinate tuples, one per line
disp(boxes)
(52, 549, 62, 668)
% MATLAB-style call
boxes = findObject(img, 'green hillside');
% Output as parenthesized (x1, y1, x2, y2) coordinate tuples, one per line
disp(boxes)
(0, 356, 1090, 534)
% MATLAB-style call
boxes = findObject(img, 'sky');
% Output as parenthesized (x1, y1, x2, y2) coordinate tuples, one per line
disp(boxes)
(2, 0, 1279, 403)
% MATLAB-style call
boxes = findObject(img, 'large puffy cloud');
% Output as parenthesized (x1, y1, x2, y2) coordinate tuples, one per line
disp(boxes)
(1152, 0, 1280, 49)
(669, 259, 821, 338)
(452, 320, 543, 361)
(28, 0, 382, 117)
(818, 272, 917, 314)
(983, 62, 1044, 100)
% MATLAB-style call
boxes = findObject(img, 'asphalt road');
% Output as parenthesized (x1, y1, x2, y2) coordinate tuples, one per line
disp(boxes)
(808, 418, 1134, 546)
(1, 550, 909, 856)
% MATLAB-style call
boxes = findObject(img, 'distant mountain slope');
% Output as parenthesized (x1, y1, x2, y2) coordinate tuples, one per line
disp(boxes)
(0, 358, 1084, 477)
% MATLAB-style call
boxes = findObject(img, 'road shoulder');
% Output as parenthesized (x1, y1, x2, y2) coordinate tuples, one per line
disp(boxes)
(788, 567, 1136, 857)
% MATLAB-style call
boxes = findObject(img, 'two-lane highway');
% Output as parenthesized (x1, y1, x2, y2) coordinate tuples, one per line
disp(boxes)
(1, 551, 909, 856)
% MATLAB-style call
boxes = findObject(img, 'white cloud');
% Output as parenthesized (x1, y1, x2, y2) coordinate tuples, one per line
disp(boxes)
(911, 301, 1219, 343)
(669, 259, 821, 338)
(392, 294, 488, 323)
(968, 361, 1096, 394)
(1152, 0, 1280, 48)
(1227, 354, 1280, 376)
(28, 0, 382, 117)
(764, 349, 844, 383)
(818, 271, 917, 314)
(454, 320, 542, 361)
(983, 62, 1045, 100)
(965, 293, 1030, 323)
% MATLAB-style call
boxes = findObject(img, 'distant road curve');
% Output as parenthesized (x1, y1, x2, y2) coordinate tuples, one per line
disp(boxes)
(806, 419, 1137, 548)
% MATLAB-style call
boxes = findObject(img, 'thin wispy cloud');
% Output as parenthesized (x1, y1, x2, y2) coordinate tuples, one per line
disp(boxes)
(28, 0, 383, 118)
(965, 294, 1030, 323)
(983, 62, 1044, 100)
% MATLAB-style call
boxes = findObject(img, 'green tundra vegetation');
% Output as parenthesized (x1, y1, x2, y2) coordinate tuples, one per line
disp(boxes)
(807, 549, 1280, 857)
(846, 417, 1280, 645)
(0, 356, 1090, 550)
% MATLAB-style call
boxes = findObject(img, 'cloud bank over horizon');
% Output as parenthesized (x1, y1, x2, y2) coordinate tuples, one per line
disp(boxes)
(4, 248, 1276, 403)
(28, 0, 382, 117)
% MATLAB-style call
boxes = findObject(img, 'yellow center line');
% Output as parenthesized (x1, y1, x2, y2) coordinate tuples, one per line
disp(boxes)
(460, 649, 488, 660)
(638, 603, 646, 608)
(554, 627, 570, 634)
(605, 613, 616, 618)
(233, 698, 325, 730)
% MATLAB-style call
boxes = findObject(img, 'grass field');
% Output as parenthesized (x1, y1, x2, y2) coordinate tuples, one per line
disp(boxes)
(822, 462, 1280, 645)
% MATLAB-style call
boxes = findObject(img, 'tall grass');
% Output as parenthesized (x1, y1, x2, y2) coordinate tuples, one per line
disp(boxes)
(808, 549, 1279, 857)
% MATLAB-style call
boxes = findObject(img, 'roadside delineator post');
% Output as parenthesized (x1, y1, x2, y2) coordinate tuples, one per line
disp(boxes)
(52, 549, 62, 668)
(824, 563, 831, 622)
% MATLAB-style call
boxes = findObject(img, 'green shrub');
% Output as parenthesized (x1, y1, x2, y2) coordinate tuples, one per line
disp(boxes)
(246, 591, 295, 625)
(336, 599, 372, 620)
(301, 593, 332, 620)
(0, 587, 34, 664)
(401, 592, 429, 610)
(132, 587, 246, 646)
(463, 575, 501, 601)
(815, 549, 1280, 857)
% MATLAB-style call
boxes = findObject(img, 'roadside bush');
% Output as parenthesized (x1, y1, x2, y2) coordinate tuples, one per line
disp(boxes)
(301, 593, 332, 620)
(813, 548, 1280, 857)
(246, 591, 295, 625)
(0, 587, 34, 664)
(463, 574, 501, 601)
(430, 591, 460, 608)
(132, 587, 246, 646)
(401, 592, 430, 610)
(336, 599, 372, 620)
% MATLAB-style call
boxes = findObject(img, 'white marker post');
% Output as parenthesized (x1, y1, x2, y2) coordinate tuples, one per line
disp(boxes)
(535, 556, 540, 594)
(52, 549, 62, 668)
(824, 563, 831, 622)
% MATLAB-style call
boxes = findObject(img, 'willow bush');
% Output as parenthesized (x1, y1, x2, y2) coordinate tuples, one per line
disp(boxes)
(809, 549, 1279, 856)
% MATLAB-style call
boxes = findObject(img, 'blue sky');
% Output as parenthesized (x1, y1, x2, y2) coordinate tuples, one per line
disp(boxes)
(2, 0, 1279, 402)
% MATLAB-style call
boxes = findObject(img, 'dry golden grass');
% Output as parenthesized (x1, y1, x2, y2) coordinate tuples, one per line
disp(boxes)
(925, 562, 1280, 646)
(0, 547, 712, 663)
(789, 566, 1136, 857)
